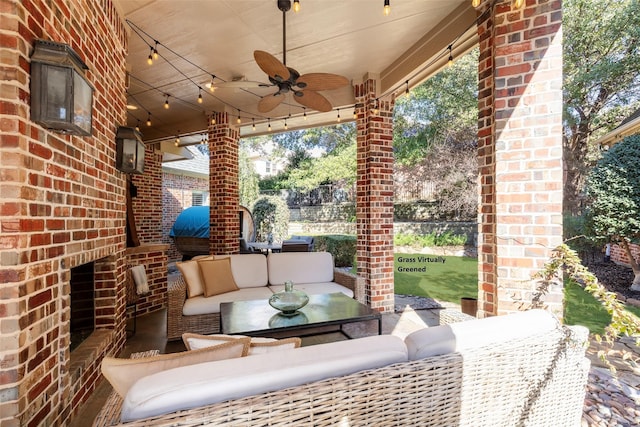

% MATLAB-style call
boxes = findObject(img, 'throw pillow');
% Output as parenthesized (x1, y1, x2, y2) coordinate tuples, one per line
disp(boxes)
(182, 333, 301, 355)
(176, 260, 205, 298)
(197, 258, 239, 297)
(101, 338, 250, 398)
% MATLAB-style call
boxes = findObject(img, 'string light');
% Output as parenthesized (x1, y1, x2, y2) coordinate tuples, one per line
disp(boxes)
(208, 75, 216, 92)
(268, 119, 272, 132)
(135, 120, 140, 131)
(293, 0, 300, 13)
(200, 135, 207, 145)
(353, 109, 357, 120)
(174, 134, 180, 146)
(284, 118, 288, 130)
(146, 112, 152, 126)
(197, 89, 203, 104)
(336, 108, 341, 122)
(236, 110, 241, 124)
(147, 46, 154, 65)
(152, 41, 159, 60)
(471, 0, 481, 7)
(448, 45, 454, 67)
(164, 94, 170, 109)
(252, 118, 256, 131)
(372, 98, 379, 115)
(383, 0, 390, 16)
(303, 109, 307, 120)
(405, 81, 410, 97)
(210, 114, 216, 125)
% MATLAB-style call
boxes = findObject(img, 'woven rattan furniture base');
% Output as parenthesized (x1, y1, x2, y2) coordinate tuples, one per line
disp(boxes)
(220, 292, 382, 338)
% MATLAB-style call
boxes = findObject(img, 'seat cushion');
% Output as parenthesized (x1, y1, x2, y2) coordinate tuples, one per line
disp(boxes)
(121, 334, 408, 422)
(215, 254, 268, 288)
(267, 251, 334, 285)
(101, 338, 250, 398)
(182, 287, 275, 316)
(268, 282, 353, 298)
(404, 309, 559, 361)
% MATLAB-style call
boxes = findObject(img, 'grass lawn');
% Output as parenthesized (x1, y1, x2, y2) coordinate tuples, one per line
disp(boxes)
(392, 253, 640, 334)
(393, 254, 478, 303)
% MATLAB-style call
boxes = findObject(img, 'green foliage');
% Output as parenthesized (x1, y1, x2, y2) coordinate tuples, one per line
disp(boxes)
(251, 196, 289, 243)
(312, 234, 356, 267)
(394, 232, 468, 248)
(534, 244, 640, 367)
(239, 143, 260, 207)
(393, 48, 478, 166)
(273, 124, 355, 153)
(284, 142, 356, 191)
(563, 0, 640, 213)
(563, 212, 604, 256)
(585, 135, 640, 243)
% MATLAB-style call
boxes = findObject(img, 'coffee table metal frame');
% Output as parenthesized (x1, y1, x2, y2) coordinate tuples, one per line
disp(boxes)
(220, 292, 381, 339)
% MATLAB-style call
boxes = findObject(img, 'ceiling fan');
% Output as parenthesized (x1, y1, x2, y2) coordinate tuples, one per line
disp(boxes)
(250, 0, 350, 113)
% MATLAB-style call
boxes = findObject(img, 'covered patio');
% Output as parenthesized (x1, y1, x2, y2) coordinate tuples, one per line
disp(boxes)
(0, 0, 564, 425)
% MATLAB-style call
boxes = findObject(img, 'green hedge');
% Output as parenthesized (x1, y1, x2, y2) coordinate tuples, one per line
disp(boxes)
(312, 234, 356, 267)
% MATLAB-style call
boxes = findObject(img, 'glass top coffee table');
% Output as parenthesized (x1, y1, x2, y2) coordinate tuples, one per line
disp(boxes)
(220, 292, 381, 339)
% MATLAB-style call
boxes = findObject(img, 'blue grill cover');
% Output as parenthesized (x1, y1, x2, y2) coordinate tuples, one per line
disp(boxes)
(169, 206, 209, 238)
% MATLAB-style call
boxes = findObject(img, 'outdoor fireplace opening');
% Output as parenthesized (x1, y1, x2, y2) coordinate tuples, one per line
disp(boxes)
(70, 261, 95, 351)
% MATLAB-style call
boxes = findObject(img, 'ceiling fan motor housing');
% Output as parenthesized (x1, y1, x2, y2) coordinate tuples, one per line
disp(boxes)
(277, 0, 291, 12)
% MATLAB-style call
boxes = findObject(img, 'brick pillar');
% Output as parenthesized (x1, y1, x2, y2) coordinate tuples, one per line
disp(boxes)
(477, 0, 564, 318)
(208, 112, 240, 254)
(354, 80, 395, 312)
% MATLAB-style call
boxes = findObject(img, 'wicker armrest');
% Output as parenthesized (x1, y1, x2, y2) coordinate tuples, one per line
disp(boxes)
(167, 275, 187, 340)
(333, 268, 365, 303)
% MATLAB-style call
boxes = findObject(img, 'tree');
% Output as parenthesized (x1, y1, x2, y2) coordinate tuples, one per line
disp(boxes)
(563, 0, 640, 214)
(238, 142, 260, 208)
(585, 135, 640, 290)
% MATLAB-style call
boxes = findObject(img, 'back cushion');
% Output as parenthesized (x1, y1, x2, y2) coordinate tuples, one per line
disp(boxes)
(215, 254, 268, 288)
(267, 252, 334, 285)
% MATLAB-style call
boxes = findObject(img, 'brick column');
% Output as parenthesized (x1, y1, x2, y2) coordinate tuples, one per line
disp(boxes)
(477, 0, 564, 318)
(354, 80, 395, 312)
(208, 112, 240, 254)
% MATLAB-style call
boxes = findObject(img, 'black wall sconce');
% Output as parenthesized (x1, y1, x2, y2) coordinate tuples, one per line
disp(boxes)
(30, 39, 93, 136)
(116, 126, 145, 174)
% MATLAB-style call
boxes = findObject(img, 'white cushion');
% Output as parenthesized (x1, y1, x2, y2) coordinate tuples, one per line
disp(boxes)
(268, 282, 353, 298)
(121, 334, 408, 422)
(215, 254, 268, 288)
(267, 252, 334, 285)
(182, 287, 274, 316)
(404, 309, 559, 361)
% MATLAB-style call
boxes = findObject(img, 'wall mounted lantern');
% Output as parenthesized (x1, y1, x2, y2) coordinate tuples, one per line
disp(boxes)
(115, 126, 145, 174)
(30, 39, 93, 136)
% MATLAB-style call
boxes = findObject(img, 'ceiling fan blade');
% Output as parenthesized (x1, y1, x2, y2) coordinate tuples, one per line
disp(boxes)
(297, 73, 350, 91)
(294, 90, 333, 112)
(258, 93, 285, 113)
(254, 50, 290, 81)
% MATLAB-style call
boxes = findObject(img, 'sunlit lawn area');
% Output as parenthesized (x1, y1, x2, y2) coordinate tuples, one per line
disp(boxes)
(393, 253, 640, 335)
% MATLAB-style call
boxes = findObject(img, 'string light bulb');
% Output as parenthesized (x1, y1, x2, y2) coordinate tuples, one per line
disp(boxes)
(197, 90, 203, 104)
(211, 115, 216, 125)
(152, 41, 159, 60)
(383, 0, 390, 16)
(268, 119, 272, 132)
(147, 46, 154, 65)
(303, 109, 307, 120)
(208, 75, 216, 92)
(174, 135, 180, 147)
(372, 99, 379, 115)
(236, 111, 241, 124)
(293, 0, 300, 12)
(471, 0, 481, 7)
(164, 95, 170, 109)
(252, 119, 256, 131)
(337, 108, 341, 122)
(512, 0, 524, 8)
(405, 81, 410, 98)
(284, 119, 288, 130)
(448, 45, 454, 67)
(353, 109, 358, 120)
(136, 121, 140, 131)
(146, 112, 152, 126)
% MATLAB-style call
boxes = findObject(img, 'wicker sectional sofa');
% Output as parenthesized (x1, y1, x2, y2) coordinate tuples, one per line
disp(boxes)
(94, 309, 590, 426)
(167, 251, 364, 340)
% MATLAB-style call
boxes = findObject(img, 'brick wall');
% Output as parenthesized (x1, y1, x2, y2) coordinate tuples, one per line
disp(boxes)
(132, 144, 163, 243)
(162, 172, 209, 262)
(354, 79, 395, 312)
(0, 1, 130, 425)
(477, 0, 564, 317)
(125, 244, 169, 315)
(208, 112, 240, 255)
(610, 243, 640, 267)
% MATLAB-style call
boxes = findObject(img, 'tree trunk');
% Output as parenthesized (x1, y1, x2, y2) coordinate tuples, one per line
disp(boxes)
(620, 239, 640, 291)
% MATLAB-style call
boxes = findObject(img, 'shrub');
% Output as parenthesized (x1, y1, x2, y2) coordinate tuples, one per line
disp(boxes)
(313, 234, 356, 267)
(252, 196, 289, 243)
(394, 232, 467, 248)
